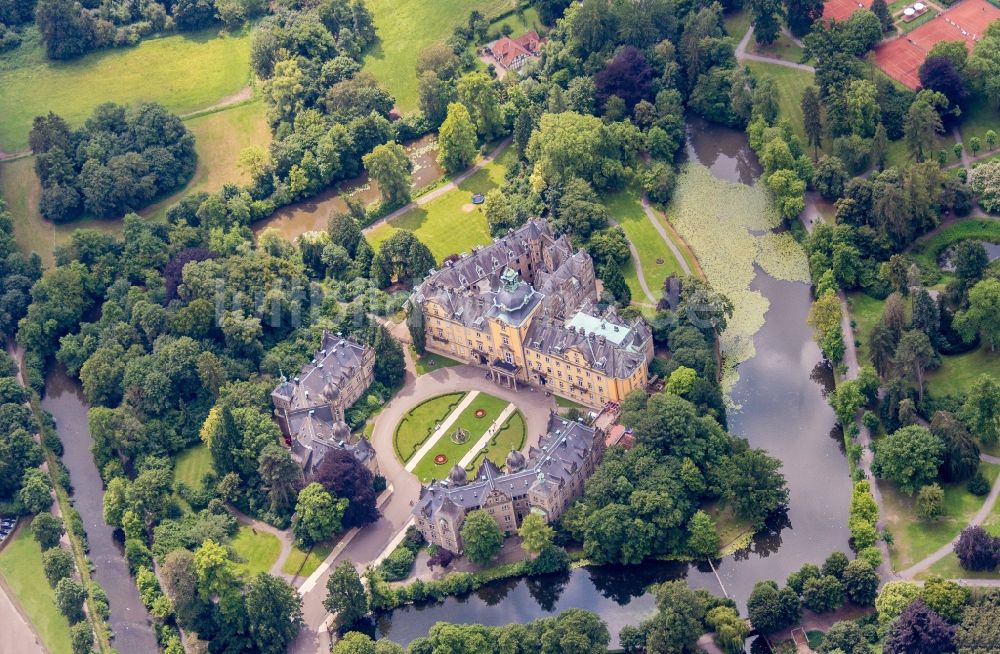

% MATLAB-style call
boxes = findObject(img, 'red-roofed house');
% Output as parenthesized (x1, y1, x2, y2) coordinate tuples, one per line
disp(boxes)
(486, 31, 544, 71)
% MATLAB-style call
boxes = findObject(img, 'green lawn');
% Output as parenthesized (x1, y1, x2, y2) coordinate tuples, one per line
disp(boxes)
(749, 31, 808, 64)
(723, 7, 751, 38)
(394, 392, 466, 462)
(463, 410, 526, 473)
(412, 347, 463, 375)
(919, 467, 1000, 580)
(485, 7, 543, 41)
(409, 392, 511, 482)
(0, 26, 253, 151)
(909, 219, 1000, 272)
(282, 538, 335, 578)
(883, 128, 956, 170)
(958, 95, 1000, 148)
(926, 347, 1000, 398)
(3, 101, 269, 266)
(141, 101, 271, 222)
(846, 291, 886, 368)
(603, 184, 685, 305)
(366, 146, 514, 261)
(0, 526, 74, 654)
(882, 462, 1000, 571)
(230, 526, 281, 577)
(744, 60, 816, 146)
(174, 444, 214, 490)
(362, 0, 515, 111)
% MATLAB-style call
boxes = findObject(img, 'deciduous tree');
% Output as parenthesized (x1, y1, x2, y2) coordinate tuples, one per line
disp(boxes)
(461, 509, 504, 566)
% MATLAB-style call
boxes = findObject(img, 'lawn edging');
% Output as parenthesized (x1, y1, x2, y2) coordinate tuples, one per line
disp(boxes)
(393, 392, 465, 462)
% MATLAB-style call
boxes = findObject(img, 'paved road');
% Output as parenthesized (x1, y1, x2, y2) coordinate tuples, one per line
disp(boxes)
(0, 526, 48, 654)
(362, 138, 512, 236)
(289, 347, 556, 654)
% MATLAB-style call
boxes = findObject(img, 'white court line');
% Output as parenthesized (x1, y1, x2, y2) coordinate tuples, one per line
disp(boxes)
(456, 403, 517, 470)
(404, 391, 480, 472)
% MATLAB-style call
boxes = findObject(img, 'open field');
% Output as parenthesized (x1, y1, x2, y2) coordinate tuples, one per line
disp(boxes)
(230, 526, 281, 577)
(409, 393, 512, 482)
(0, 156, 122, 267)
(142, 101, 271, 221)
(0, 27, 253, 151)
(744, 61, 816, 146)
(604, 184, 685, 305)
(395, 393, 467, 462)
(174, 443, 214, 490)
(882, 461, 1000, 571)
(463, 410, 527, 472)
(362, 0, 516, 111)
(366, 147, 513, 261)
(2, 101, 268, 266)
(0, 526, 73, 654)
(486, 7, 543, 41)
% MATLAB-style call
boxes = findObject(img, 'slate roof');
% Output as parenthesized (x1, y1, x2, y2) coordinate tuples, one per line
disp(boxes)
(272, 330, 368, 410)
(525, 308, 651, 379)
(288, 403, 376, 475)
(413, 414, 600, 518)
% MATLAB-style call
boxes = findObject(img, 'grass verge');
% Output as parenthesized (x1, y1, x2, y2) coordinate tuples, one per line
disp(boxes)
(846, 291, 886, 368)
(412, 348, 463, 376)
(0, 525, 74, 654)
(282, 538, 335, 578)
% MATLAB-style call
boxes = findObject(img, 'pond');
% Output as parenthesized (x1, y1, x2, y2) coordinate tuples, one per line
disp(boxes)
(42, 367, 158, 654)
(938, 241, 1000, 271)
(254, 134, 444, 242)
(373, 119, 852, 647)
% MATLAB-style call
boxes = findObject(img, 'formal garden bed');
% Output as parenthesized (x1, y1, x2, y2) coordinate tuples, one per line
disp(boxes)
(409, 393, 515, 483)
(393, 392, 466, 462)
(462, 411, 528, 474)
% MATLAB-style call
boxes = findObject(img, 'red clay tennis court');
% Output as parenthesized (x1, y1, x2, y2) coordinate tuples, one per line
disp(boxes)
(873, 0, 1000, 89)
(824, 0, 873, 21)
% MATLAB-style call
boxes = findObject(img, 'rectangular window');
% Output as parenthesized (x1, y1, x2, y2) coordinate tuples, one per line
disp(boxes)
(502, 335, 510, 347)
(504, 351, 514, 364)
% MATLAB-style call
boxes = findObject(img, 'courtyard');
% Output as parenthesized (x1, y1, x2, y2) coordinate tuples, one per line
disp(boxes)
(393, 390, 527, 483)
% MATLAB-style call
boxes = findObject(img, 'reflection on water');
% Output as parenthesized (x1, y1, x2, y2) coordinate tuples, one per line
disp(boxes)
(255, 134, 443, 241)
(374, 119, 850, 647)
(43, 367, 158, 654)
(685, 115, 764, 185)
(939, 241, 1000, 271)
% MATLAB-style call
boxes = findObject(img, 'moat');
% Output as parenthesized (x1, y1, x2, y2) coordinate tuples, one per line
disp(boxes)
(372, 118, 853, 646)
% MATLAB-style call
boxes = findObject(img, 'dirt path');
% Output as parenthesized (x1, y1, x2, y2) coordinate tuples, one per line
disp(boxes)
(736, 25, 817, 72)
(180, 85, 253, 119)
(641, 195, 693, 276)
(362, 137, 512, 235)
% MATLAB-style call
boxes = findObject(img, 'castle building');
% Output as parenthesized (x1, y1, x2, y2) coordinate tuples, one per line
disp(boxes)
(271, 330, 378, 476)
(413, 414, 604, 553)
(410, 219, 653, 408)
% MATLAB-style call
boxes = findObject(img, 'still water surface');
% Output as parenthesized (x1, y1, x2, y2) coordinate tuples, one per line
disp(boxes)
(375, 118, 852, 646)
